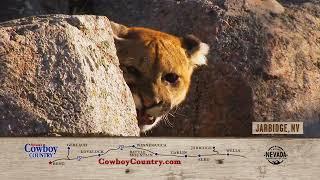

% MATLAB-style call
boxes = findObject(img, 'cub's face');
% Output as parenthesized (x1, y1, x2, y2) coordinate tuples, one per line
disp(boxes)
(111, 22, 209, 133)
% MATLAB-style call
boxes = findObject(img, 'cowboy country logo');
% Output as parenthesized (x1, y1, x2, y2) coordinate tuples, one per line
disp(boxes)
(24, 143, 58, 158)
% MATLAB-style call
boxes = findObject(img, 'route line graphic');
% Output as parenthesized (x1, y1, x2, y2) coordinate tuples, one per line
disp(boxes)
(49, 145, 246, 164)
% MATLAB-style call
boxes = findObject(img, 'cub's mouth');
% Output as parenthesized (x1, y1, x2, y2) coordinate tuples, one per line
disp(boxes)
(131, 93, 165, 133)
(136, 108, 163, 133)
(137, 109, 156, 126)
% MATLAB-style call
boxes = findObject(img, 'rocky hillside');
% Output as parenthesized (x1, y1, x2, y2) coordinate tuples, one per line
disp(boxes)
(0, 0, 319, 137)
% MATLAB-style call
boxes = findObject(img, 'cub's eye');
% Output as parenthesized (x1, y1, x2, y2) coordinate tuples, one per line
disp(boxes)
(126, 66, 141, 77)
(163, 73, 179, 84)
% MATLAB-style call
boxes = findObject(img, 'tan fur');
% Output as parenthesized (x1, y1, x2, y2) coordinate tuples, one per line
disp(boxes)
(111, 22, 209, 132)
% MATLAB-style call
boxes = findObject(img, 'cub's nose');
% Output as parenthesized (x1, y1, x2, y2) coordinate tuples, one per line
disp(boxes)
(142, 96, 162, 108)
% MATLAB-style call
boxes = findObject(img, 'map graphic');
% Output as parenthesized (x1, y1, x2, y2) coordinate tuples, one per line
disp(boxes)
(48, 143, 246, 165)
(1, 138, 318, 179)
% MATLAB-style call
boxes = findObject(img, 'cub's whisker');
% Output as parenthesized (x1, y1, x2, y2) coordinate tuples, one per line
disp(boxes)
(162, 112, 174, 128)
(168, 112, 175, 117)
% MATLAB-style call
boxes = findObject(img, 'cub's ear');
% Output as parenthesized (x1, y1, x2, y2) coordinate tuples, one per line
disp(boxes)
(182, 35, 210, 66)
(110, 21, 135, 53)
(110, 21, 129, 39)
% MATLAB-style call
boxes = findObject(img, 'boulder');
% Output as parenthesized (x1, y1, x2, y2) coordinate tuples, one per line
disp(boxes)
(0, 15, 140, 136)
